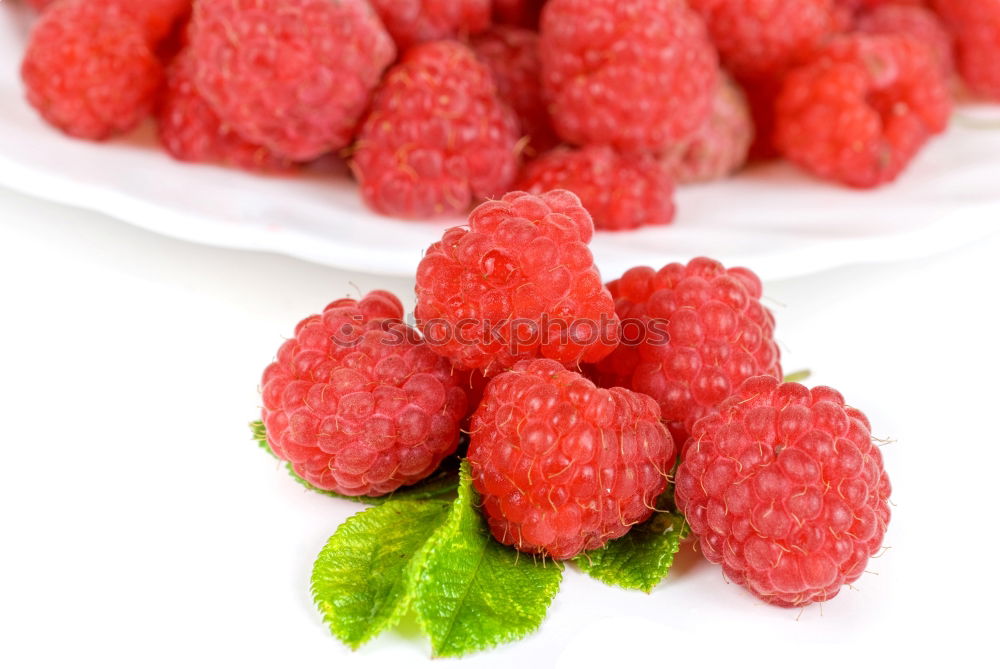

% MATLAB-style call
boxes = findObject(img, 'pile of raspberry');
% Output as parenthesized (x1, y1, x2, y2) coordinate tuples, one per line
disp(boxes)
(19, 0, 1000, 228)
(256, 187, 893, 608)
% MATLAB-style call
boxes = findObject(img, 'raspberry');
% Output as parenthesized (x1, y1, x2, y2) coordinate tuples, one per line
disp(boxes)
(661, 73, 754, 183)
(415, 190, 620, 375)
(21, 0, 163, 140)
(369, 0, 491, 50)
(351, 41, 520, 219)
(493, 0, 546, 28)
(469, 359, 676, 559)
(591, 258, 781, 446)
(675, 375, 892, 607)
(515, 146, 676, 231)
(539, 0, 718, 152)
(189, 0, 395, 162)
(470, 26, 558, 155)
(260, 291, 468, 497)
(775, 34, 952, 188)
(157, 50, 294, 172)
(687, 0, 837, 80)
(932, 0, 1000, 100)
(855, 3, 955, 76)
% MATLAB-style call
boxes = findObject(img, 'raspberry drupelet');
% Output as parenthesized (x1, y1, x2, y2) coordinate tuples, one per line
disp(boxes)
(592, 257, 781, 446)
(676, 375, 892, 607)
(469, 359, 676, 559)
(415, 190, 620, 376)
(260, 291, 468, 497)
(539, 0, 718, 152)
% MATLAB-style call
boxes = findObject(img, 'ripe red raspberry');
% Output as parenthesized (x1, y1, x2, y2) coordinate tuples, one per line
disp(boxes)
(932, 0, 1000, 100)
(661, 73, 754, 183)
(591, 258, 781, 446)
(515, 146, 676, 231)
(260, 291, 468, 497)
(688, 0, 837, 80)
(493, 0, 546, 28)
(775, 33, 952, 188)
(21, 0, 163, 140)
(469, 359, 676, 559)
(539, 0, 718, 152)
(470, 26, 558, 155)
(675, 375, 892, 607)
(855, 3, 955, 76)
(189, 0, 395, 162)
(352, 41, 520, 219)
(369, 0, 491, 50)
(157, 50, 294, 172)
(415, 190, 620, 375)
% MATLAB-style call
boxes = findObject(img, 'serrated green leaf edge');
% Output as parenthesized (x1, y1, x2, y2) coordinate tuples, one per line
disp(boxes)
(311, 499, 452, 649)
(408, 461, 564, 658)
(249, 420, 460, 505)
(574, 511, 689, 593)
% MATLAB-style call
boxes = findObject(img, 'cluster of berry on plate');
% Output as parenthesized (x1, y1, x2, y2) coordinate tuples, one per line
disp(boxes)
(18, 0, 1000, 230)
(258, 188, 892, 647)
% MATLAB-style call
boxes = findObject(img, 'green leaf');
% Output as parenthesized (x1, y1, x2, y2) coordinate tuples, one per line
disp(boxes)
(249, 420, 460, 505)
(311, 500, 451, 649)
(575, 511, 688, 593)
(409, 461, 563, 658)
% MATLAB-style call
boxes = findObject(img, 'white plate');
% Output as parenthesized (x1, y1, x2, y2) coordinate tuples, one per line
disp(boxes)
(1, 3, 998, 281)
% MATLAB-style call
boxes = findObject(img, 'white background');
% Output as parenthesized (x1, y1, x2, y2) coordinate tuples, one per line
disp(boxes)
(1, 184, 998, 668)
